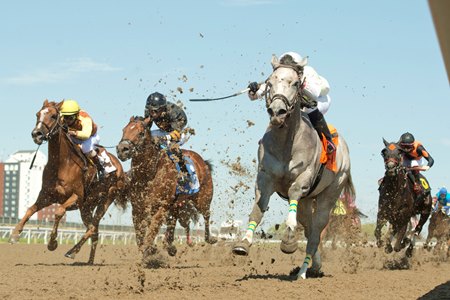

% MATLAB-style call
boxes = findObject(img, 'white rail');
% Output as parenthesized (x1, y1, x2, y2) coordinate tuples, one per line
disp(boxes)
(0, 226, 136, 245)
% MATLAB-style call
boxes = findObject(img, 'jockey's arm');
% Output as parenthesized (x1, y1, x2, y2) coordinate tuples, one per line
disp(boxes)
(417, 145, 434, 167)
(74, 115, 93, 140)
(165, 106, 187, 142)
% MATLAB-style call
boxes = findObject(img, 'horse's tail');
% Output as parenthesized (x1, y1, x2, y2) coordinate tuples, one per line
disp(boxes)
(343, 172, 356, 204)
(113, 172, 130, 211)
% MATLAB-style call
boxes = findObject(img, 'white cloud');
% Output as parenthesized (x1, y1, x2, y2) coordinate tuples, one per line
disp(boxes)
(220, 0, 275, 7)
(2, 58, 120, 85)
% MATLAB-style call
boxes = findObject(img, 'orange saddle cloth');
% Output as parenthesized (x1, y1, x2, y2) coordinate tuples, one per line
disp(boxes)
(319, 124, 339, 173)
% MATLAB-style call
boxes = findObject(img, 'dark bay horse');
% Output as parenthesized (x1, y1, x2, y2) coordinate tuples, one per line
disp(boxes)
(424, 203, 450, 252)
(10, 100, 126, 264)
(116, 116, 216, 261)
(374, 139, 431, 258)
(232, 55, 355, 279)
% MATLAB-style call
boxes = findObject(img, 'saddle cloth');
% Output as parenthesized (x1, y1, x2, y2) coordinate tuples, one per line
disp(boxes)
(319, 124, 339, 173)
(173, 156, 200, 195)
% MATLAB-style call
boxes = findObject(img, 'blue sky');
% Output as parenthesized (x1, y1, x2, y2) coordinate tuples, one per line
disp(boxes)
(0, 0, 448, 228)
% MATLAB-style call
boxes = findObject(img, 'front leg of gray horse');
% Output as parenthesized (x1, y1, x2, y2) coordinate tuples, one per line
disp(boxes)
(232, 171, 274, 256)
(280, 174, 312, 254)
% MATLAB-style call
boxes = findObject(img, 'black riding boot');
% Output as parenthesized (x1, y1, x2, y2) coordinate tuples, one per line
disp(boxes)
(91, 155, 106, 180)
(308, 109, 335, 153)
(173, 148, 189, 182)
(408, 171, 422, 195)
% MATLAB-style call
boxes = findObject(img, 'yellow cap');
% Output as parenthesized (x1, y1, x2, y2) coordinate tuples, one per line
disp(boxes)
(60, 99, 80, 115)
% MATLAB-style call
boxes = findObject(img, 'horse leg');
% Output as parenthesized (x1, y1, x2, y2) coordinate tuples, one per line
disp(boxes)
(297, 191, 338, 280)
(48, 194, 79, 251)
(142, 205, 168, 262)
(374, 212, 387, 248)
(232, 171, 274, 256)
(394, 224, 408, 252)
(202, 209, 217, 244)
(10, 193, 49, 243)
(131, 201, 146, 253)
(64, 205, 94, 259)
(164, 210, 178, 257)
(415, 201, 431, 235)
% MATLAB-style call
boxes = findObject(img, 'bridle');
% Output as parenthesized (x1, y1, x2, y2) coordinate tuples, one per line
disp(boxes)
(264, 64, 305, 117)
(36, 107, 63, 142)
(119, 117, 148, 155)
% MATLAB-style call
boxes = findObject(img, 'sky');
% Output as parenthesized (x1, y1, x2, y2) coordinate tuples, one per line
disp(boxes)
(0, 0, 448, 230)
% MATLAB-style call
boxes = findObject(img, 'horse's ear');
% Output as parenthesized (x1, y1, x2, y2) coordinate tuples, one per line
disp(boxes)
(56, 100, 64, 109)
(44, 99, 49, 106)
(271, 54, 280, 69)
(382, 138, 389, 147)
(129, 116, 135, 122)
(144, 116, 152, 126)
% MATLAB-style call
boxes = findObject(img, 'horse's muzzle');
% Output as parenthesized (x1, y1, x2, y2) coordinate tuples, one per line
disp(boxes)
(116, 142, 131, 161)
(31, 130, 44, 145)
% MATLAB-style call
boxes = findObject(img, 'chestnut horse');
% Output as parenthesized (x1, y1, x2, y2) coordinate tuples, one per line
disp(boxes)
(9, 100, 126, 264)
(116, 116, 216, 260)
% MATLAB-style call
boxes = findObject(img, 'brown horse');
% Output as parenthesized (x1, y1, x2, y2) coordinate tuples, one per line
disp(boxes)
(116, 116, 216, 260)
(321, 197, 365, 250)
(9, 100, 126, 264)
(374, 139, 431, 258)
(424, 203, 450, 252)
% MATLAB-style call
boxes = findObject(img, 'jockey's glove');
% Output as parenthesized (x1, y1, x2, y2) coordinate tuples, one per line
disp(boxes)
(166, 130, 181, 142)
(248, 82, 260, 94)
(421, 165, 430, 171)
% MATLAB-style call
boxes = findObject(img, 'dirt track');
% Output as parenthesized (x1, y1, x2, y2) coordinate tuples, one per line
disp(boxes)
(0, 242, 449, 299)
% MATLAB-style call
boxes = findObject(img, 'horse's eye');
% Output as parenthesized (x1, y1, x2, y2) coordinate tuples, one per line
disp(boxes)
(51, 115, 57, 120)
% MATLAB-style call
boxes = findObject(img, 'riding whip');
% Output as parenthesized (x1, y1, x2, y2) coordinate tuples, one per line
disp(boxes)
(189, 87, 250, 102)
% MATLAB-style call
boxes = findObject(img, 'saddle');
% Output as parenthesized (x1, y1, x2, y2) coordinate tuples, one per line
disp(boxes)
(319, 124, 339, 173)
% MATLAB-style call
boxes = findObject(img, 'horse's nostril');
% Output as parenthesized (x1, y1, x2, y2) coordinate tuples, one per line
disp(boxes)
(267, 108, 274, 116)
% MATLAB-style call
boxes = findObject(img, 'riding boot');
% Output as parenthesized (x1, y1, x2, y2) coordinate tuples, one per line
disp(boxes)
(173, 148, 189, 183)
(407, 171, 421, 195)
(308, 109, 335, 154)
(91, 154, 106, 180)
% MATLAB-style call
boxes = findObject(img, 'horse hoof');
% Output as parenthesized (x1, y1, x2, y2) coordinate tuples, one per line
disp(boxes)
(232, 240, 251, 256)
(47, 240, 58, 251)
(406, 247, 414, 258)
(143, 245, 157, 259)
(9, 234, 20, 244)
(167, 245, 177, 257)
(64, 252, 75, 259)
(207, 237, 218, 245)
(280, 227, 298, 254)
(385, 244, 393, 254)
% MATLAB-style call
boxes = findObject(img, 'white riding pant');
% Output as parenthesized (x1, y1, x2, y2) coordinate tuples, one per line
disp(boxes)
(71, 132, 100, 155)
(304, 94, 331, 114)
(403, 157, 426, 168)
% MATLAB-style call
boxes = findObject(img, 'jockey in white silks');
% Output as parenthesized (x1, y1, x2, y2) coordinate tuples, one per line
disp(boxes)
(248, 51, 335, 153)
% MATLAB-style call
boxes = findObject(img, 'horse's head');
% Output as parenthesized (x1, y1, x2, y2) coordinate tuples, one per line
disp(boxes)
(381, 138, 403, 176)
(265, 54, 305, 127)
(116, 116, 152, 161)
(31, 99, 64, 145)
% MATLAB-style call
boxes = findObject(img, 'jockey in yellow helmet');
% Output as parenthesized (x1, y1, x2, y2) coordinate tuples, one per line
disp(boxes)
(60, 99, 106, 179)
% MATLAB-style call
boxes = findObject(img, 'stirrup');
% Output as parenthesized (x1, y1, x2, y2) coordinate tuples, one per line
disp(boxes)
(326, 141, 336, 154)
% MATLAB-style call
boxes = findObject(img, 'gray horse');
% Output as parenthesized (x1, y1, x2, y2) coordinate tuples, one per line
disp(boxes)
(232, 55, 355, 279)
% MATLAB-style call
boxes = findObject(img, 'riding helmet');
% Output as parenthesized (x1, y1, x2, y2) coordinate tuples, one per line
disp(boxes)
(146, 92, 167, 109)
(399, 132, 415, 144)
(60, 99, 80, 115)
